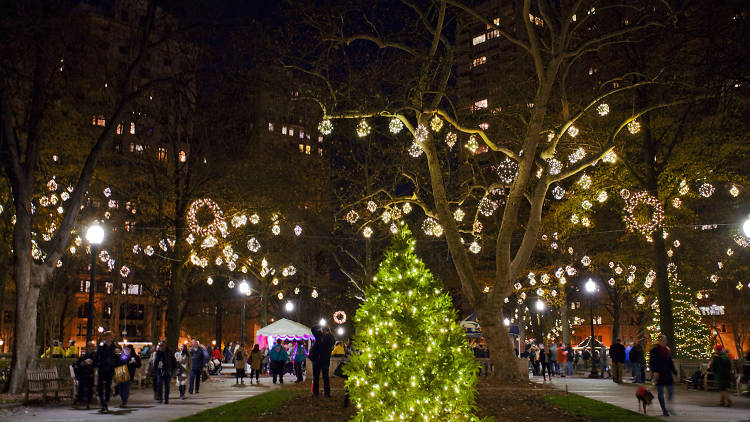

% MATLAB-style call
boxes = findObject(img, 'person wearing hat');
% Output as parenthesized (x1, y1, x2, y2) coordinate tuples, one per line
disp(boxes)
(65, 340, 79, 358)
(709, 344, 732, 407)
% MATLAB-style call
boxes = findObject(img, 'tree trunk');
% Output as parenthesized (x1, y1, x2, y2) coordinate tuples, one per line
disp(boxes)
(215, 301, 223, 348)
(9, 253, 44, 392)
(652, 229, 675, 351)
(476, 304, 522, 382)
(559, 288, 571, 346)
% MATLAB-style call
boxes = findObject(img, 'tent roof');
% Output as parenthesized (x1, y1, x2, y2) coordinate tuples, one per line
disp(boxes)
(575, 336, 605, 349)
(256, 318, 313, 338)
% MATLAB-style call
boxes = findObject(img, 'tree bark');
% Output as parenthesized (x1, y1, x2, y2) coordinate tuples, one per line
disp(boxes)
(559, 288, 571, 346)
(476, 304, 522, 382)
(215, 301, 223, 348)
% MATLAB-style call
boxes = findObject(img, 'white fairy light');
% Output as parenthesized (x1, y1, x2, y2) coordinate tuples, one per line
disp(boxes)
(577, 173, 592, 189)
(567, 125, 579, 137)
(581, 256, 591, 266)
(547, 158, 562, 175)
(249, 214, 260, 224)
(103, 187, 111, 197)
(699, 182, 715, 198)
(496, 157, 518, 184)
(552, 186, 565, 200)
(345, 210, 359, 224)
(445, 132, 457, 149)
(367, 200, 377, 213)
(318, 119, 333, 135)
(597, 191, 608, 202)
(356, 120, 371, 137)
(568, 147, 586, 164)
(679, 179, 689, 195)
(408, 142, 424, 157)
(294, 225, 303, 236)
(465, 135, 479, 153)
(430, 116, 443, 132)
(597, 103, 610, 116)
(479, 197, 497, 216)
(729, 184, 740, 197)
(581, 200, 592, 210)
(402, 203, 412, 214)
(469, 241, 481, 254)
(453, 208, 465, 222)
(247, 237, 261, 252)
(627, 120, 641, 134)
(362, 226, 373, 238)
(389, 118, 404, 134)
(602, 150, 617, 163)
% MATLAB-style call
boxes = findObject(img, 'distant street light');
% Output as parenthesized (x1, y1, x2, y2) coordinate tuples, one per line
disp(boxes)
(319, 318, 327, 326)
(585, 278, 599, 378)
(534, 299, 545, 345)
(238, 280, 250, 344)
(85, 223, 105, 345)
(743, 217, 750, 237)
(337, 327, 345, 336)
(285, 301, 294, 312)
(503, 318, 510, 326)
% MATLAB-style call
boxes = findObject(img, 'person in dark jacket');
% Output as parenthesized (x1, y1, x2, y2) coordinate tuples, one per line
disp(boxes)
(609, 338, 626, 383)
(649, 335, 678, 417)
(269, 339, 289, 384)
(155, 341, 177, 403)
(74, 342, 97, 409)
(538, 345, 548, 381)
(94, 331, 119, 413)
(709, 344, 732, 407)
(117, 344, 141, 407)
(630, 343, 644, 383)
(310, 326, 336, 397)
(189, 339, 207, 394)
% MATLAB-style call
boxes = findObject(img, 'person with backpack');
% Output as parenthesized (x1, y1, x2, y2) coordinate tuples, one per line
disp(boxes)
(293, 341, 307, 383)
(249, 344, 262, 384)
(269, 339, 289, 384)
(233, 343, 247, 384)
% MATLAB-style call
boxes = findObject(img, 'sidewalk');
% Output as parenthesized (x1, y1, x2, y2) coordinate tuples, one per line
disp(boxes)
(0, 373, 280, 421)
(532, 374, 750, 421)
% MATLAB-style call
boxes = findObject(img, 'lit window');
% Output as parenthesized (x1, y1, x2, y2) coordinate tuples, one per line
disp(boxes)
(299, 144, 304, 152)
(289, 128, 294, 137)
(535, 16, 544, 26)
(179, 150, 187, 162)
(318, 148, 323, 156)
(473, 99, 488, 110)
(127, 284, 142, 295)
(80, 280, 91, 293)
(157, 146, 167, 161)
(135, 144, 144, 153)
(571, 14, 577, 22)
(300, 130, 304, 139)
(305, 145, 311, 155)
(471, 56, 487, 68)
(479, 122, 489, 130)
(93, 115, 106, 126)
(472, 34, 486, 45)
(487, 29, 499, 39)
(116, 123, 124, 135)
(129, 142, 135, 152)
(588, 67, 598, 75)
(318, 136, 323, 143)
(268, 122, 274, 131)
(125, 221, 135, 231)
(282, 126, 288, 135)
(129, 122, 136, 134)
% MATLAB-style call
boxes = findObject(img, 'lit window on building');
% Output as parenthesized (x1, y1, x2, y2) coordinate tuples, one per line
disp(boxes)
(130, 122, 136, 134)
(299, 144, 304, 152)
(472, 33, 486, 45)
(305, 145, 311, 155)
(571, 14, 577, 22)
(473, 99, 488, 110)
(300, 130, 304, 139)
(268, 122, 274, 131)
(135, 144, 144, 153)
(318, 148, 323, 156)
(282, 126, 288, 135)
(125, 221, 135, 232)
(80, 280, 91, 293)
(476, 146, 488, 154)
(471, 56, 487, 68)
(487, 29, 499, 39)
(93, 115, 106, 126)
(157, 146, 167, 161)
(529, 14, 544, 26)
(116, 123, 124, 135)
(179, 150, 187, 162)
(318, 136, 323, 143)
(479, 122, 489, 130)
(289, 128, 294, 136)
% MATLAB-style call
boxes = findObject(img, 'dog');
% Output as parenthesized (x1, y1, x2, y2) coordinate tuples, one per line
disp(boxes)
(636, 386, 654, 415)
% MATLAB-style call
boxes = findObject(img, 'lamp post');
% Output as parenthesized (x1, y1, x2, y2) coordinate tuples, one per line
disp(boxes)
(239, 280, 250, 344)
(742, 216, 750, 238)
(85, 223, 104, 345)
(585, 278, 599, 378)
(535, 299, 545, 346)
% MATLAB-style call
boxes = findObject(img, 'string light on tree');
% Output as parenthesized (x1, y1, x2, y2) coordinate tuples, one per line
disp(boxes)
(247, 237, 261, 252)
(356, 120, 371, 137)
(597, 103, 610, 116)
(333, 311, 347, 324)
(346, 210, 360, 224)
(389, 118, 404, 134)
(567, 125, 579, 137)
(679, 179, 689, 195)
(429, 115, 443, 132)
(496, 157, 518, 184)
(602, 150, 617, 163)
(402, 203, 412, 215)
(465, 135, 479, 153)
(729, 184, 740, 197)
(362, 226, 373, 238)
(453, 208, 465, 222)
(414, 124, 429, 143)
(547, 158, 562, 175)
(581, 200, 592, 210)
(627, 120, 641, 134)
(479, 197, 497, 216)
(318, 119, 333, 135)
(445, 132, 457, 149)
(469, 241, 481, 254)
(568, 147, 586, 164)
(581, 256, 591, 266)
(367, 201, 377, 213)
(699, 182, 715, 198)
(597, 191, 608, 202)
(577, 173, 592, 189)
(552, 186, 565, 200)
(187, 198, 224, 236)
(672, 197, 681, 208)
(294, 225, 303, 236)
(408, 142, 424, 157)
(623, 191, 665, 238)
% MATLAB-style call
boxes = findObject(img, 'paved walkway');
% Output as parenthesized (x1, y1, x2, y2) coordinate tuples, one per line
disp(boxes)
(532, 374, 750, 421)
(0, 373, 280, 421)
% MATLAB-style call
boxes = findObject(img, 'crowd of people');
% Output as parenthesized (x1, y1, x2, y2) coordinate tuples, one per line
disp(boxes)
(69, 325, 350, 413)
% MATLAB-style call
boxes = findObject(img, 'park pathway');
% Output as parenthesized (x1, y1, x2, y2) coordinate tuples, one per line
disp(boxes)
(0, 373, 279, 421)
(532, 374, 750, 421)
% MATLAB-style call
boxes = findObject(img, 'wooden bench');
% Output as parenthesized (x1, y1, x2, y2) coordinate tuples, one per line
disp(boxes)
(25, 367, 70, 401)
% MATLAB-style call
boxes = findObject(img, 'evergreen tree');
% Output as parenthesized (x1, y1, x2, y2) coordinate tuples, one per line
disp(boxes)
(649, 263, 712, 359)
(345, 223, 479, 422)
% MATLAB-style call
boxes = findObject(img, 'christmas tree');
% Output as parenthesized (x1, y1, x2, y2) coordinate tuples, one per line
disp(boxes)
(649, 263, 711, 359)
(345, 223, 479, 422)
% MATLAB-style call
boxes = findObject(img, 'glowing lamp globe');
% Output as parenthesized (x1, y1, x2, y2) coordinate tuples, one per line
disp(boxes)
(86, 223, 105, 245)
(585, 278, 596, 293)
(503, 318, 510, 326)
(535, 300, 545, 312)
(285, 301, 294, 312)
(743, 218, 750, 238)
(238, 280, 250, 295)
(319, 318, 327, 326)
(337, 327, 345, 336)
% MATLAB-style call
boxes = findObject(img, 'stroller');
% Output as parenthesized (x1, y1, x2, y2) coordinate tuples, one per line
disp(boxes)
(208, 358, 222, 375)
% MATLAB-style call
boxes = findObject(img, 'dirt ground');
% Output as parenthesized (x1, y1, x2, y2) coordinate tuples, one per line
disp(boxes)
(252, 377, 587, 422)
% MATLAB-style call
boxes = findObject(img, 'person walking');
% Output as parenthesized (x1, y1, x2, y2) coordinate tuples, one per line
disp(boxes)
(269, 339, 289, 384)
(223, 341, 234, 363)
(548, 341, 558, 377)
(609, 338, 626, 383)
(709, 344, 732, 407)
(249, 344, 262, 384)
(189, 339, 207, 394)
(73, 342, 96, 409)
(175, 344, 190, 399)
(310, 326, 336, 397)
(117, 344, 141, 407)
(293, 341, 307, 383)
(233, 343, 247, 384)
(557, 344, 567, 378)
(650, 335, 678, 417)
(538, 344, 548, 381)
(630, 343, 644, 383)
(94, 331, 118, 413)
(154, 341, 176, 404)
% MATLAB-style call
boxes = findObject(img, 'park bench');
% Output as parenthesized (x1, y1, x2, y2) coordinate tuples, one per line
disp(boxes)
(25, 367, 71, 401)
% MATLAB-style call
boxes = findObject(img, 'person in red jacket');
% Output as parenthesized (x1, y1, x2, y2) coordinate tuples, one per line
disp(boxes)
(557, 344, 568, 378)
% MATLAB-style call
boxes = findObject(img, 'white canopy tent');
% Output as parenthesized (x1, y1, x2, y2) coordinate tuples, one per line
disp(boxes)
(255, 318, 314, 349)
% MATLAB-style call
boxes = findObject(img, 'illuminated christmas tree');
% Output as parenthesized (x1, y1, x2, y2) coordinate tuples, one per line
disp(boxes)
(649, 263, 711, 359)
(345, 223, 479, 421)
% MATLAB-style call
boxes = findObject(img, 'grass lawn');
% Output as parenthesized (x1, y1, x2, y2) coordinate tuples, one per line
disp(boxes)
(545, 393, 662, 422)
(172, 389, 303, 422)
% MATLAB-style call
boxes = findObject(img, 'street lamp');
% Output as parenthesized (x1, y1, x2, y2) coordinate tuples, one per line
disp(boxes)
(319, 318, 327, 326)
(535, 299, 545, 346)
(743, 217, 750, 238)
(239, 280, 250, 344)
(284, 301, 294, 312)
(585, 278, 599, 378)
(85, 222, 104, 345)
(337, 326, 344, 336)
